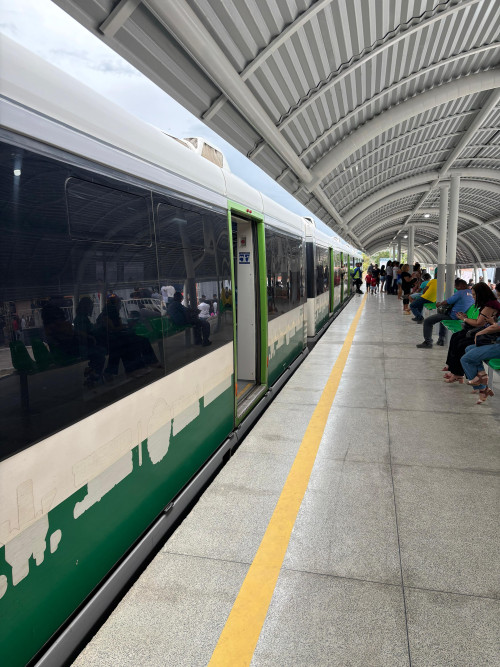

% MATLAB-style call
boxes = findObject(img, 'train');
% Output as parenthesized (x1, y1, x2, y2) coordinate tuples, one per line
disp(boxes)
(0, 38, 361, 667)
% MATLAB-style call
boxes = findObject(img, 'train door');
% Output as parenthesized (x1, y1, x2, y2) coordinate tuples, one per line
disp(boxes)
(229, 206, 268, 421)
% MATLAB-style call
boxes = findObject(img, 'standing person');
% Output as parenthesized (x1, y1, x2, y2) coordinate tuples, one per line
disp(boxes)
(400, 264, 416, 313)
(372, 264, 380, 292)
(351, 262, 363, 294)
(385, 261, 393, 295)
(379, 264, 386, 292)
(392, 261, 400, 295)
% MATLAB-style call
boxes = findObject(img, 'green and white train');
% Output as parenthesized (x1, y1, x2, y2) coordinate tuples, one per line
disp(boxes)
(0, 39, 361, 667)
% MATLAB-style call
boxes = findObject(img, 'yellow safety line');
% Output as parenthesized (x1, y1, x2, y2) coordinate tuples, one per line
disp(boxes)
(209, 294, 367, 667)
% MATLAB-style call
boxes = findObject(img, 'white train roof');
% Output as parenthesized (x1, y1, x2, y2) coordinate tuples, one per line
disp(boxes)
(0, 37, 352, 246)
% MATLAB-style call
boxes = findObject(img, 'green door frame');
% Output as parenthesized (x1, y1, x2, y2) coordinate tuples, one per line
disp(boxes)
(227, 201, 268, 423)
(329, 247, 334, 313)
(340, 251, 344, 302)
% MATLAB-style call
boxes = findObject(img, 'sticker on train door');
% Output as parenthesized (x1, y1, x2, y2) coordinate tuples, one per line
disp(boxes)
(239, 252, 250, 264)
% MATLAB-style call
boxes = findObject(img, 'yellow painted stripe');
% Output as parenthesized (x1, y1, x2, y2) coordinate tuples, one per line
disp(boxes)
(209, 294, 367, 667)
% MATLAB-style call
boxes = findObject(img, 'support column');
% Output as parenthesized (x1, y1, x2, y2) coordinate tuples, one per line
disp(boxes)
(474, 265, 479, 283)
(408, 226, 415, 268)
(437, 185, 449, 302)
(445, 176, 460, 299)
(397, 237, 402, 263)
(391, 245, 395, 260)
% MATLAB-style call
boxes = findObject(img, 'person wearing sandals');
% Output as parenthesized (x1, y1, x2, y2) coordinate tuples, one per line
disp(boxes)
(460, 320, 500, 403)
(443, 283, 500, 383)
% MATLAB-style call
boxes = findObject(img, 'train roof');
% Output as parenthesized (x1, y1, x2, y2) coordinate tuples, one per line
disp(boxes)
(0, 37, 356, 246)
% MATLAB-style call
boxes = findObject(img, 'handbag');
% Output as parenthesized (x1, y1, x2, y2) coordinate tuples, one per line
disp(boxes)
(476, 333, 499, 346)
(437, 303, 452, 315)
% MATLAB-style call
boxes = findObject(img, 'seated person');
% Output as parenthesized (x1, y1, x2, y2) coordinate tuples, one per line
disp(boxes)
(460, 321, 500, 403)
(198, 300, 210, 319)
(410, 276, 438, 321)
(410, 273, 431, 299)
(416, 279, 474, 348)
(167, 292, 211, 346)
(444, 283, 500, 382)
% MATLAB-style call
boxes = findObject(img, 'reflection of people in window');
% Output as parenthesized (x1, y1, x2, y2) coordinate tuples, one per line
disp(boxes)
(168, 292, 211, 346)
(74, 296, 106, 379)
(41, 301, 79, 362)
(96, 295, 159, 378)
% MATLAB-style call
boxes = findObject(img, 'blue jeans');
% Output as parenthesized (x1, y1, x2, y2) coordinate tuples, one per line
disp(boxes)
(460, 342, 500, 390)
(410, 296, 431, 319)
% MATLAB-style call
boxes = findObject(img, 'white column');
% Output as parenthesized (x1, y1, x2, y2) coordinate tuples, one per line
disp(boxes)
(408, 226, 415, 268)
(397, 237, 402, 263)
(445, 176, 460, 299)
(437, 184, 449, 302)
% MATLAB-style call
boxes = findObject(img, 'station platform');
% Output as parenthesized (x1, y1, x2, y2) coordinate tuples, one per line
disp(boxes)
(71, 293, 499, 667)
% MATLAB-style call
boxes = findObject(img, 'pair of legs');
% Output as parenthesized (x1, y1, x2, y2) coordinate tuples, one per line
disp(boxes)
(460, 342, 500, 401)
(461, 343, 500, 387)
(410, 296, 431, 321)
(402, 294, 411, 312)
(193, 318, 211, 345)
(354, 278, 363, 293)
(421, 312, 451, 344)
(385, 276, 393, 294)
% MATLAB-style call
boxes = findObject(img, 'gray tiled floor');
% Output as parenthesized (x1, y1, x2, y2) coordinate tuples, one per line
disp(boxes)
(72, 294, 499, 667)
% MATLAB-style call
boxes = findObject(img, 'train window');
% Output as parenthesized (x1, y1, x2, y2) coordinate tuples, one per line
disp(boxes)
(266, 227, 305, 320)
(66, 178, 152, 245)
(155, 194, 233, 376)
(1, 139, 231, 459)
(315, 245, 330, 296)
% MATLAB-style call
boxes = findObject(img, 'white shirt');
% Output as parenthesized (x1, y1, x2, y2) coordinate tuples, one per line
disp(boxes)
(198, 302, 210, 318)
(161, 285, 175, 302)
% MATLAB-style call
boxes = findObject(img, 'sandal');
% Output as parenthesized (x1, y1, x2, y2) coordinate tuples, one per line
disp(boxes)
(467, 371, 488, 386)
(476, 388, 494, 404)
(444, 375, 463, 383)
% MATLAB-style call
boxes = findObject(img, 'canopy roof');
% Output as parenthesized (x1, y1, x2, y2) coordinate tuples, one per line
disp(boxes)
(54, 0, 500, 265)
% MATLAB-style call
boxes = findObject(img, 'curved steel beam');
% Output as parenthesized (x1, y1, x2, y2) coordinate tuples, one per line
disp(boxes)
(278, 0, 484, 132)
(358, 209, 487, 244)
(365, 224, 481, 263)
(294, 43, 499, 160)
(346, 169, 500, 228)
(310, 70, 500, 188)
(146, 0, 314, 185)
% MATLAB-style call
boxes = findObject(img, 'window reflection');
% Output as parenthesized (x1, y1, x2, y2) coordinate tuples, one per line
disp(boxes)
(0, 140, 232, 458)
(315, 246, 330, 296)
(265, 227, 305, 320)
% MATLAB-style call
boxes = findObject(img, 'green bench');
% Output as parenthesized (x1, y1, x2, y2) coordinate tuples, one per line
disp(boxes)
(423, 302, 436, 311)
(488, 358, 500, 371)
(442, 305, 480, 333)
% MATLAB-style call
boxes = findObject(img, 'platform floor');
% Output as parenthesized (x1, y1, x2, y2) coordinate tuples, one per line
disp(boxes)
(72, 293, 499, 667)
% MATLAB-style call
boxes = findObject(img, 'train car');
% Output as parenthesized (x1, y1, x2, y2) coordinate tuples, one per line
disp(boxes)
(305, 220, 352, 341)
(0, 40, 354, 667)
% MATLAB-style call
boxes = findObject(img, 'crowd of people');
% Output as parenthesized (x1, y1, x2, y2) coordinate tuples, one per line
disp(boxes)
(352, 262, 500, 404)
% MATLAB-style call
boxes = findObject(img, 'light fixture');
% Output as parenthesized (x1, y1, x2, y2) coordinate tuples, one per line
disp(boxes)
(13, 169, 21, 176)
(404, 235, 408, 239)
(423, 213, 430, 218)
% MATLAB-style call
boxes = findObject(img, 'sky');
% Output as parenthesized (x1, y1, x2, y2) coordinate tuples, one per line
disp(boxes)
(0, 0, 350, 243)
